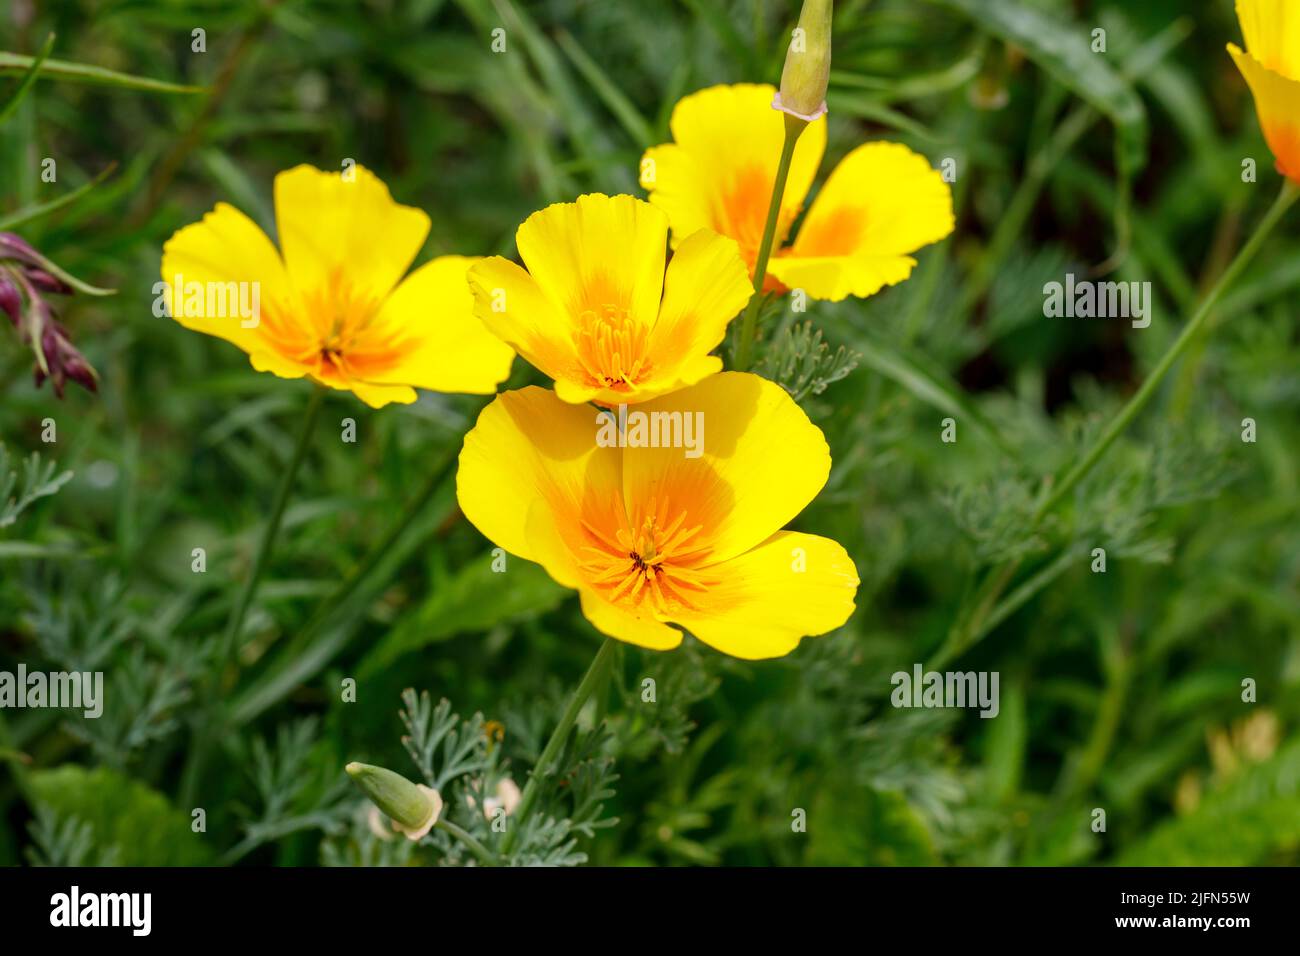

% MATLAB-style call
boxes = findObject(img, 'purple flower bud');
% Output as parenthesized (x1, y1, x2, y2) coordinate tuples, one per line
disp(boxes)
(0, 273, 21, 326)
(25, 268, 72, 295)
(1, 232, 101, 398)
(32, 319, 98, 398)
(0, 231, 43, 269)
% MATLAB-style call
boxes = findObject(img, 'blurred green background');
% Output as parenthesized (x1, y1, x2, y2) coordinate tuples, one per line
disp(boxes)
(1, 0, 1298, 866)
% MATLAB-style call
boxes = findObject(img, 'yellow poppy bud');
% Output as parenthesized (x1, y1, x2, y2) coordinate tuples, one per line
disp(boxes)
(776, 0, 833, 121)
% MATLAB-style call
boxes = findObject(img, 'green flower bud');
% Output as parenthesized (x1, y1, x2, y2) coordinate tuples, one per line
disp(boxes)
(776, 0, 833, 121)
(345, 762, 442, 840)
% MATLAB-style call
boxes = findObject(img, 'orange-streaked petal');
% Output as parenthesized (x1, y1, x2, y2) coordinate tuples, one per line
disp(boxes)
(467, 255, 586, 389)
(347, 255, 515, 396)
(274, 164, 430, 307)
(579, 589, 683, 651)
(768, 142, 954, 302)
(456, 386, 623, 570)
(248, 349, 418, 407)
(1229, 42, 1300, 183)
(160, 202, 293, 356)
(515, 193, 667, 331)
(642, 229, 752, 392)
(620, 372, 831, 567)
(641, 83, 826, 277)
(668, 531, 858, 660)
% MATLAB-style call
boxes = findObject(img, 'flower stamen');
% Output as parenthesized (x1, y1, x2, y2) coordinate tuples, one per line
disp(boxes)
(580, 501, 707, 614)
(574, 303, 651, 391)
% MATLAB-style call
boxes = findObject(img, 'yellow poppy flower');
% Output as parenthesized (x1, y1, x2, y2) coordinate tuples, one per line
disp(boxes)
(640, 83, 955, 302)
(161, 164, 515, 407)
(466, 193, 752, 407)
(456, 371, 859, 659)
(1228, 0, 1300, 184)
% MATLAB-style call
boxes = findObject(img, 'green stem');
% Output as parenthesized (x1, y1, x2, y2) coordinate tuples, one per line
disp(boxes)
(217, 383, 326, 677)
(0, 710, 33, 805)
(942, 179, 1298, 664)
(1060, 650, 1131, 800)
(1032, 180, 1297, 523)
(499, 637, 615, 858)
(435, 818, 497, 866)
(181, 384, 324, 805)
(227, 438, 463, 727)
(733, 113, 806, 372)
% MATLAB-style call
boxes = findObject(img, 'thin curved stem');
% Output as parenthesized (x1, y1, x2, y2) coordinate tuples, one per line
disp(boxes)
(937, 179, 1298, 666)
(217, 383, 326, 677)
(734, 113, 807, 372)
(435, 818, 497, 867)
(1031, 179, 1297, 523)
(227, 439, 461, 728)
(181, 383, 324, 805)
(499, 637, 615, 858)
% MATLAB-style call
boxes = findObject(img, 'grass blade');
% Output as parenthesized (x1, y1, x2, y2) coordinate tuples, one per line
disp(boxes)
(0, 51, 204, 95)
(852, 328, 1013, 454)
(0, 162, 118, 231)
(0, 33, 54, 127)
(934, 0, 1146, 178)
(554, 29, 655, 147)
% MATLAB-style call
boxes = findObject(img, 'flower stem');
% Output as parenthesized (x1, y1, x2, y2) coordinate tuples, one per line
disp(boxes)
(733, 113, 807, 372)
(180, 383, 324, 806)
(435, 818, 497, 867)
(0, 711, 32, 805)
(499, 637, 615, 858)
(226, 438, 463, 728)
(937, 179, 1298, 666)
(1030, 180, 1297, 524)
(217, 383, 326, 677)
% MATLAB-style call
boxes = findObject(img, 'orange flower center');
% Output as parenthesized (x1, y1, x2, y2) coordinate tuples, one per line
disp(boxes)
(574, 303, 652, 391)
(577, 501, 711, 614)
(260, 270, 388, 379)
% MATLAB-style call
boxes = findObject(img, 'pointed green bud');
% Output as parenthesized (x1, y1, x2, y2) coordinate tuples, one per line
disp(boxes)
(345, 762, 442, 840)
(776, 0, 833, 121)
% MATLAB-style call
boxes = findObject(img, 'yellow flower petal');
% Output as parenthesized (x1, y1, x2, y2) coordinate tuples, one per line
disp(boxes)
(159, 202, 291, 354)
(768, 142, 954, 302)
(248, 349, 418, 408)
(470, 195, 750, 406)
(273, 163, 430, 304)
(515, 193, 667, 335)
(164, 165, 509, 406)
(347, 256, 514, 396)
(455, 376, 855, 660)
(671, 532, 858, 660)
(1235, 0, 1300, 79)
(643, 230, 752, 390)
(1229, 42, 1300, 183)
(456, 386, 622, 570)
(641, 83, 826, 277)
(467, 256, 584, 392)
(621, 372, 831, 565)
(579, 589, 683, 651)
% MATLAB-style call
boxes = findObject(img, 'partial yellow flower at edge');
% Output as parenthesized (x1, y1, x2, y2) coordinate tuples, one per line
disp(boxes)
(640, 83, 955, 303)
(456, 371, 860, 660)
(160, 164, 515, 408)
(1228, 0, 1300, 185)
(467, 193, 752, 407)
